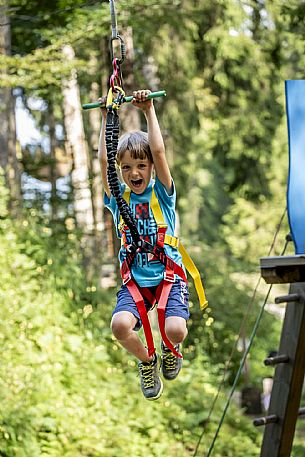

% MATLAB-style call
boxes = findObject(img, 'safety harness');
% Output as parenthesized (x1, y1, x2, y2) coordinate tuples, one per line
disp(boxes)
(119, 187, 208, 359)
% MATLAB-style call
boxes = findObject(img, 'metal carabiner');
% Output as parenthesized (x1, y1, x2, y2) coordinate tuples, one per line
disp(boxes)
(109, 34, 126, 65)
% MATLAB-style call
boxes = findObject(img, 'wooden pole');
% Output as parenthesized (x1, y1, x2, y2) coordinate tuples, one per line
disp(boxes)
(256, 256, 305, 457)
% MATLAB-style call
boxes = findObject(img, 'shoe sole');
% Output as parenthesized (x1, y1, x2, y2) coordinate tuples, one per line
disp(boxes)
(146, 378, 164, 401)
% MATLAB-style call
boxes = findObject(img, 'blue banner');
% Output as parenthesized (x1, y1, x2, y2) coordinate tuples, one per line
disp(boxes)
(285, 80, 305, 254)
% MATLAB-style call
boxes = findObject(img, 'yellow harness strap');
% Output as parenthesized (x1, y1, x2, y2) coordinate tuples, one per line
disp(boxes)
(121, 187, 208, 310)
(177, 242, 208, 310)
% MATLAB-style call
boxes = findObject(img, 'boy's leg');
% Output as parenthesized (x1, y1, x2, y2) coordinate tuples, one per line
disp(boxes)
(161, 316, 187, 381)
(111, 309, 163, 401)
(165, 316, 188, 345)
(111, 311, 152, 362)
(161, 279, 190, 380)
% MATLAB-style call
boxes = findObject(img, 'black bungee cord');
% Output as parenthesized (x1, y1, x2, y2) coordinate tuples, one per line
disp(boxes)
(105, 101, 141, 250)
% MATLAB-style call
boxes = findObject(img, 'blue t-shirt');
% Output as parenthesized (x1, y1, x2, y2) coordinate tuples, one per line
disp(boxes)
(104, 177, 183, 287)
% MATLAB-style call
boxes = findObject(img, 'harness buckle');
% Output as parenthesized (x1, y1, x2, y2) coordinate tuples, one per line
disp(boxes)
(157, 224, 167, 247)
(122, 273, 132, 285)
(164, 270, 175, 283)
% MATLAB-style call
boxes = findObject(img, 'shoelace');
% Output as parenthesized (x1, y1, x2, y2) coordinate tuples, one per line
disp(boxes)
(162, 351, 177, 371)
(139, 362, 155, 388)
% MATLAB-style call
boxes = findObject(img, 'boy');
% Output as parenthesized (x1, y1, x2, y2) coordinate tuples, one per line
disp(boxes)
(99, 89, 189, 401)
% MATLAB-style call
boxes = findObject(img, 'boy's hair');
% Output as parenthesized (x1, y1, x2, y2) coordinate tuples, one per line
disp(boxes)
(116, 131, 153, 164)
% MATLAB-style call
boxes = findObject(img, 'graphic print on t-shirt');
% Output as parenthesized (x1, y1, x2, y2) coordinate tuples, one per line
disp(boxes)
(124, 201, 157, 268)
(135, 202, 149, 220)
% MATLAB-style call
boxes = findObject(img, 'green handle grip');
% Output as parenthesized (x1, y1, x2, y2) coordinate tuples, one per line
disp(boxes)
(82, 90, 166, 110)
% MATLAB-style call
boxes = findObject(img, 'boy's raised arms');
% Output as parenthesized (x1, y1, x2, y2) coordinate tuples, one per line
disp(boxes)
(98, 99, 111, 199)
(98, 90, 172, 198)
(132, 90, 173, 195)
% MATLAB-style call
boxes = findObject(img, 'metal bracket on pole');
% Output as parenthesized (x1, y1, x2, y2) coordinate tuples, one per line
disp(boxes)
(263, 354, 289, 366)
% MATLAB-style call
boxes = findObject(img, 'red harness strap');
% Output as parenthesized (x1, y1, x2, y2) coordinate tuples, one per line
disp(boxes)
(141, 267, 182, 358)
(121, 258, 155, 357)
(155, 267, 182, 359)
(120, 226, 185, 359)
(126, 279, 156, 357)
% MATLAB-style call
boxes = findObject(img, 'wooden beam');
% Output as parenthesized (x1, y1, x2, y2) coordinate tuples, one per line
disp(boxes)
(260, 255, 305, 284)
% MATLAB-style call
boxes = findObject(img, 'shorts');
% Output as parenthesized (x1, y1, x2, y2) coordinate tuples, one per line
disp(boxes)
(113, 279, 190, 331)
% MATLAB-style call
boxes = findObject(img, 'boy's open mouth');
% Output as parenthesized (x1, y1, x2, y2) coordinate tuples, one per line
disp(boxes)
(131, 178, 143, 188)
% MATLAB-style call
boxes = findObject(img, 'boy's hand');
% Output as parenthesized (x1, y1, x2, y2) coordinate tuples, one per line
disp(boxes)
(98, 96, 107, 118)
(131, 89, 153, 111)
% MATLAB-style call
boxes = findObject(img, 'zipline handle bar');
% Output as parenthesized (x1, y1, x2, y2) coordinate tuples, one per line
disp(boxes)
(82, 90, 166, 110)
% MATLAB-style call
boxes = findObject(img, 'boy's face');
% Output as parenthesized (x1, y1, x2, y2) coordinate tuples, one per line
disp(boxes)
(120, 150, 153, 194)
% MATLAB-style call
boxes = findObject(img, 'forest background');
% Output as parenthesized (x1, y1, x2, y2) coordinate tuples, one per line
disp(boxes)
(0, 0, 305, 456)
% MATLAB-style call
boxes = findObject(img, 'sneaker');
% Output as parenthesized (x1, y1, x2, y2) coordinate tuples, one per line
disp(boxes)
(138, 354, 163, 401)
(161, 342, 182, 380)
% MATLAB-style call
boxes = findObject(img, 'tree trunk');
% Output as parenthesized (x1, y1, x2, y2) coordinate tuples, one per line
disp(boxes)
(62, 44, 94, 234)
(0, 7, 21, 216)
(86, 78, 107, 280)
(48, 100, 57, 220)
(88, 80, 104, 235)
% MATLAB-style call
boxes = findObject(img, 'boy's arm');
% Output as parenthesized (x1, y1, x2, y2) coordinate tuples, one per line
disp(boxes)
(97, 100, 111, 199)
(132, 90, 172, 194)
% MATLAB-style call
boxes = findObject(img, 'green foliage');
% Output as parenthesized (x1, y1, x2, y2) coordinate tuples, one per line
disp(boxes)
(0, 50, 82, 90)
(3, 1, 305, 454)
(0, 177, 262, 456)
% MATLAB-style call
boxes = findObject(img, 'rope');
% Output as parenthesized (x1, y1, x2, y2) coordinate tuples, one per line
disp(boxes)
(205, 283, 273, 456)
(193, 206, 288, 457)
(105, 107, 141, 246)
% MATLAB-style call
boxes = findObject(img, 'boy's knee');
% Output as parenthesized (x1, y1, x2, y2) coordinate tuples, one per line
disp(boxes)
(111, 312, 135, 340)
(165, 318, 187, 344)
